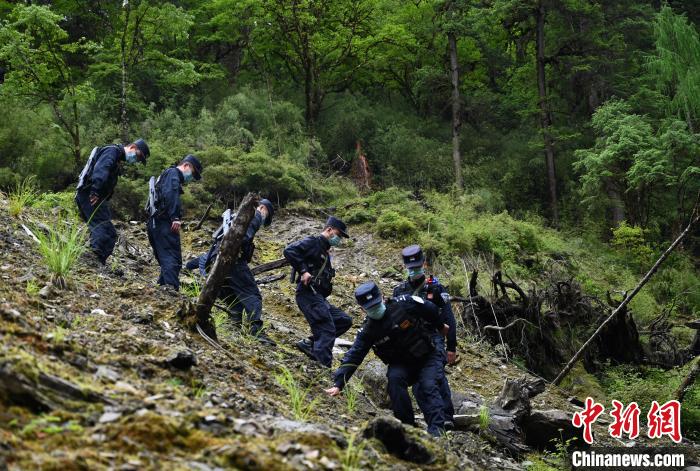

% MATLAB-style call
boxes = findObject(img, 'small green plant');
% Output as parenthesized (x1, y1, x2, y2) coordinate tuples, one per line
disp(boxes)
(191, 378, 207, 399)
(166, 377, 184, 388)
(344, 379, 361, 414)
(19, 415, 80, 438)
(479, 405, 490, 432)
(33, 218, 87, 288)
(25, 279, 40, 296)
(8, 176, 37, 217)
(181, 278, 202, 298)
(341, 432, 365, 471)
(275, 365, 319, 421)
(48, 325, 67, 345)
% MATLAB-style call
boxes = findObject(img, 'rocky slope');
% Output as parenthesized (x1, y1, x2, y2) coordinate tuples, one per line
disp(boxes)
(0, 199, 694, 470)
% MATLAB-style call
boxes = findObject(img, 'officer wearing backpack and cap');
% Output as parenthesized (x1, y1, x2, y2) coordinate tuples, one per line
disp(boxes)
(75, 138, 150, 266)
(146, 154, 202, 290)
(184, 199, 276, 345)
(325, 281, 450, 436)
(393, 244, 457, 429)
(283, 216, 352, 367)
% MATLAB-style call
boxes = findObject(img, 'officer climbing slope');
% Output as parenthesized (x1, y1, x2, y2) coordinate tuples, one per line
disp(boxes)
(283, 217, 352, 367)
(184, 199, 276, 345)
(146, 155, 202, 291)
(75, 138, 149, 267)
(325, 281, 450, 437)
(393, 244, 457, 429)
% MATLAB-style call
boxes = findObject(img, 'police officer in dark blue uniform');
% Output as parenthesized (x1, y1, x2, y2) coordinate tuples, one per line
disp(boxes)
(75, 139, 149, 265)
(187, 199, 276, 345)
(325, 281, 449, 436)
(393, 244, 457, 429)
(283, 217, 352, 367)
(146, 155, 202, 290)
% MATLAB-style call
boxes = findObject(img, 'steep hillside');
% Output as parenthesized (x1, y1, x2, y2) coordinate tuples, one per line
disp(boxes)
(0, 199, 694, 470)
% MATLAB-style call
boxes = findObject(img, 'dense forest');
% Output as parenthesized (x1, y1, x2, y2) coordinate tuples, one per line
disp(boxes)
(0, 0, 699, 467)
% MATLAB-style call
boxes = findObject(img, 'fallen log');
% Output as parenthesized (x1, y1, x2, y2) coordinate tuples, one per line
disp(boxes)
(194, 203, 213, 230)
(676, 357, 700, 403)
(250, 257, 289, 275)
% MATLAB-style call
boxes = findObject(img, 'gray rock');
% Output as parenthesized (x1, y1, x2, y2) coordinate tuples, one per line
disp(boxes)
(98, 411, 122, 423)
(95, 365, 120, 382)
(357, 359, 391, 408)
(39, 285, 53, 299)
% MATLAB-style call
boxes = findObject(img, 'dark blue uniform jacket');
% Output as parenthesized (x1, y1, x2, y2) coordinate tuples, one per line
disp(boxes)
(333, 295, 442, 389)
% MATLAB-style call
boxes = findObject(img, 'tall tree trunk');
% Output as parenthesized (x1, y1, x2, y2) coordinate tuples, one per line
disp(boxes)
(536, 1, 559, 226)
(606, 180, 625, 227)
(72, 100, 81, 168)
(448, 31, 463, 191)
(119, 2, 131, 143)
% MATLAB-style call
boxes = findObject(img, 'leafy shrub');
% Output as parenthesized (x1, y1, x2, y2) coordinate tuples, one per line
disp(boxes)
(611, 222, 654, 271)
(33, 191, 77, 215)
(111, 177, 149, 221)
(376, 210, 417, 239)
(600, 364, 699, 440)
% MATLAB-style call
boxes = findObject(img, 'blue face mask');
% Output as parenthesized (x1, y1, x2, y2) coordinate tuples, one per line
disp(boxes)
(366, 303, 386, 320)
(408, 267, 425, 280)
(125, 151, 138, 164)
(183, 170, 193, 183)
(329, 234, 341, 247)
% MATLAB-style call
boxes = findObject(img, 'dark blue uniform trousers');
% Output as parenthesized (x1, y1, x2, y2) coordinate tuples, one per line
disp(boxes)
(388, 348, 446, 436)
(147, 218, 182, 290)
(219, 260, 263, 333)
(75, 191, 117, 264)
(296, 289, 352, 367)
(412, 335, 455, 422)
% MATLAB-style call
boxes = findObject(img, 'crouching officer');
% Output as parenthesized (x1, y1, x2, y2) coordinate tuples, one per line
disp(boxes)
(75, 138, 149, 265)
(283, 217, 352, 367)
(326, 281, 449, 436)
(394, 244, 457, 429)
(189, 199, 276, 345)
(146, 155, 202, 290)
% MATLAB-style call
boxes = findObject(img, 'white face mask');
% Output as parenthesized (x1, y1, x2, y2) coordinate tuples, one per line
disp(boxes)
(125, 151, 138, 164)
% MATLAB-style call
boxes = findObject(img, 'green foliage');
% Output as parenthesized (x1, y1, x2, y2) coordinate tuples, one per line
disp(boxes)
(340, 432, 365, 471)
(274, 365, 320, 422)
(601, 364, 700, 440)
(648, 6, 700, 125)
(33, 217, 88, 287)
(110, 177, 148, 221)
(20, 415, 82, 439)
(611, 222, 654, 271)
(478, 405, 490, 432)
(376, 211, 417, 240)
(32, 191, 78, 215)
(0, 3, 96, 167)
(343, 380, 361, 415)
(7, 176, 37, 217)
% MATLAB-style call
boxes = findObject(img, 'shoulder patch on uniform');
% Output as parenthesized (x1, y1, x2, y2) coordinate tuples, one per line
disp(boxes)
(441, 292, 450, 303)
(411, 295, 425, 304)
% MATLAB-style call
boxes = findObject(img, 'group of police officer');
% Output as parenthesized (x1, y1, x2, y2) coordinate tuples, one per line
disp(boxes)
(75, 139, 457, 438)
